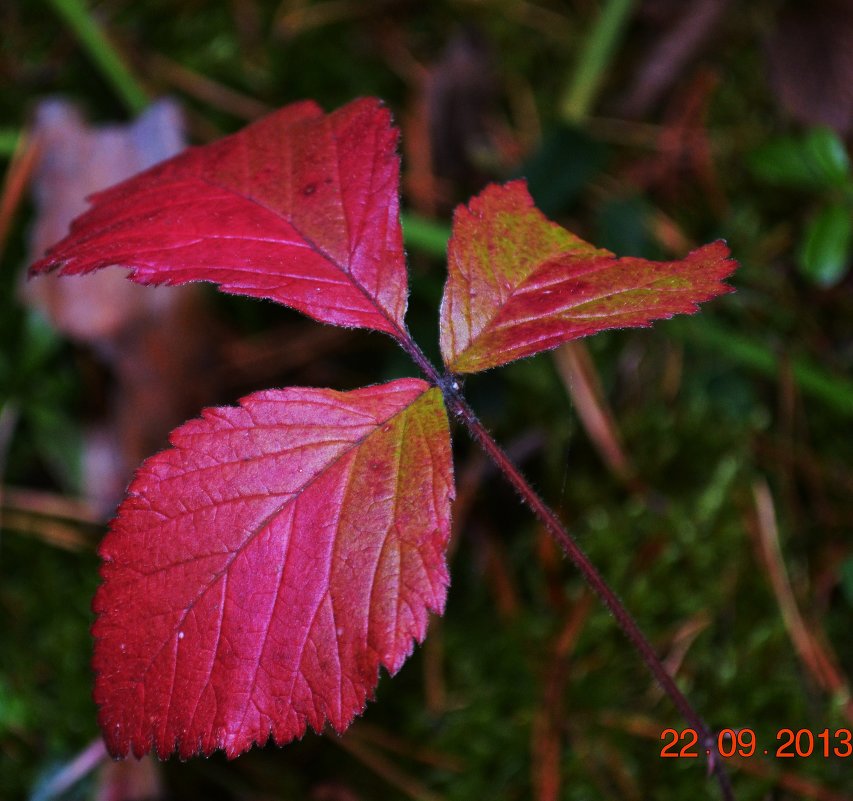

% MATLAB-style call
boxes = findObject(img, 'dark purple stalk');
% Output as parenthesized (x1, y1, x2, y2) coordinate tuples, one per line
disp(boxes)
(396, 330, 735, 801)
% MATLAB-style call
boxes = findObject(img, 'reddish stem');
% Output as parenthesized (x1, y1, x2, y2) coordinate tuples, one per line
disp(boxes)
(397, 331, 735, 801)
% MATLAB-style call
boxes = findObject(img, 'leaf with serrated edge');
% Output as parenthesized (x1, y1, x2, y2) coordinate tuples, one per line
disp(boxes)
(93, 378, 453, 758)
(31, 98, 408, 336)
(440, 181, 736, 373)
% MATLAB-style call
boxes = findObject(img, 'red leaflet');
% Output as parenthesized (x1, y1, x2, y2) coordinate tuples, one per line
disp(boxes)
(31, 99, 408, 337)
(440, 181, 736, 373)
(93, 379, 453, 758)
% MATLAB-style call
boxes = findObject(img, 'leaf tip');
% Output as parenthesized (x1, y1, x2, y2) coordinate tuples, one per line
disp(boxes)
(689, 238, 739, 291)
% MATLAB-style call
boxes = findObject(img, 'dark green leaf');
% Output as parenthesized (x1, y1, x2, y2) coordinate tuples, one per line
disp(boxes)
(749, 128, 850, 189)
(798, 202, 853, 286)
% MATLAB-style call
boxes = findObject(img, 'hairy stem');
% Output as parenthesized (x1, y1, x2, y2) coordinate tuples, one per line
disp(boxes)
(450, 392, 734, 799)
(396, 331, 734, 801)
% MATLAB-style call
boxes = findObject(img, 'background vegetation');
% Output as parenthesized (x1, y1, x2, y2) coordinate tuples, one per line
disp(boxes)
(1, 1, 852, 799)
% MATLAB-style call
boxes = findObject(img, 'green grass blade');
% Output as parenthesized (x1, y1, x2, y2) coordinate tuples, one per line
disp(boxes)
(560, 0, 636, 123)
(45, 0, 148, 114)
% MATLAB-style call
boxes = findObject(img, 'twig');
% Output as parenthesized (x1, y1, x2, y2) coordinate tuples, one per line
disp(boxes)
(275, 0, 382, 38)
(146, 52, 272, 121)
(2, 510, 93, 551)
(0, 130, 41, 257)
(4, 486, 100, 525)
(532, 590, 594, 801)
(618, 0, 730, 118)
(348, 722, 464, 772)
(553, 341, 636, 485)
(648, 611, 710, 704)
(333, 734, 444, 801)
(0, 401, 21, 539)
(29, 737, 108, 801)
(751, 479, 853, 719)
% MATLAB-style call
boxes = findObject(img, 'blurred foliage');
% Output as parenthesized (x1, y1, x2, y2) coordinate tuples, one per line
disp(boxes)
(1, 1, 852, 800)
(749, 126, 853, 286)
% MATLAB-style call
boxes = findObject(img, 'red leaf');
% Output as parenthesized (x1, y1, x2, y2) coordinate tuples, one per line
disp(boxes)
(31, 98, 408, 337)
(439, 181, 736, 373)
(93, 378, 453, 758)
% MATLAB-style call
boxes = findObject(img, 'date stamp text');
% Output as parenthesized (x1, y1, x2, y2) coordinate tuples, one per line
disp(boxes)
(660, 727, 852, 759)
